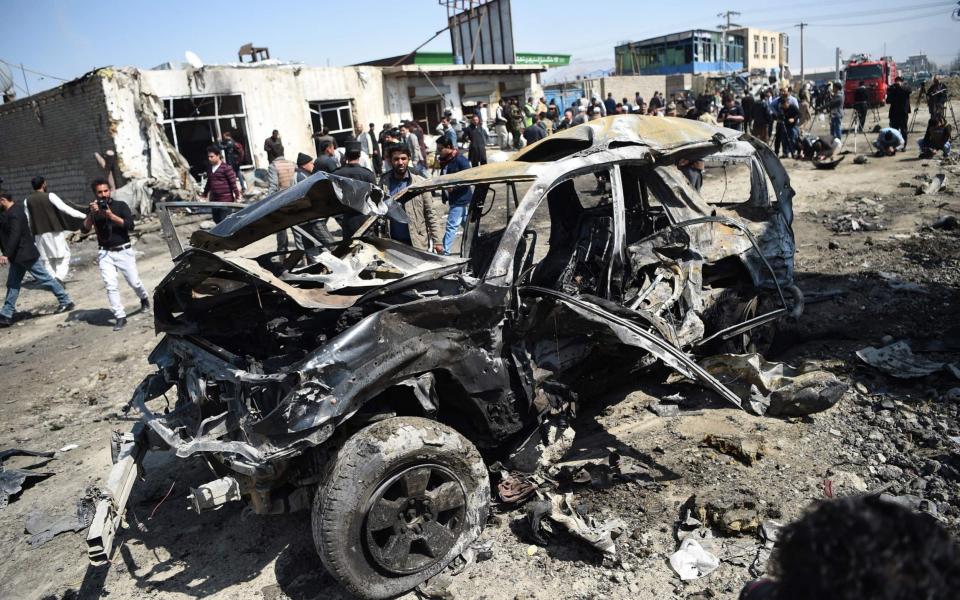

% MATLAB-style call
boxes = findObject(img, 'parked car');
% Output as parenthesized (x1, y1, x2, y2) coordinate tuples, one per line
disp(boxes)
(88, 115, 805, 599)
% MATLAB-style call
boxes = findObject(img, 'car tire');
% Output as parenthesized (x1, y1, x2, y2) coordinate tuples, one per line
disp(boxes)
(312, 417, 490, 600)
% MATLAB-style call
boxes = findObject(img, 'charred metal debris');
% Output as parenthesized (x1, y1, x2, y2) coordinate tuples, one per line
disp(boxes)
(87, 116, 847, 597)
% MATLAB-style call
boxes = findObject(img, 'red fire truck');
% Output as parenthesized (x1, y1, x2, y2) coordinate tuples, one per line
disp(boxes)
(844, 54, 898, 108)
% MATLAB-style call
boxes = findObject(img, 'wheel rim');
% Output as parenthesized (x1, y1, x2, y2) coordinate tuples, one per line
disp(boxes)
(363, 464, 468, 575)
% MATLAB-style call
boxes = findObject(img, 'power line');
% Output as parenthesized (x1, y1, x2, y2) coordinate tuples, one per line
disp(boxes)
(749, 0, 954, 28)
(0, 59, 69, 82)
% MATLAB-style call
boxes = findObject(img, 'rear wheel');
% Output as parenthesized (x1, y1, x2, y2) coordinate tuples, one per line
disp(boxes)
(313, 417, 490, 599)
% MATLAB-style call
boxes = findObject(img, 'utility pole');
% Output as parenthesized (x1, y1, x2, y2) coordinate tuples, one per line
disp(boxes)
(835, 47, 842, 82)
(795, 22, 808, 84)
(717, 10, 741, 74)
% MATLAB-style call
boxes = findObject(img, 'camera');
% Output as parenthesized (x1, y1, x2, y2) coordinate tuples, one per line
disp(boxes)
(97, 199, 108, 211)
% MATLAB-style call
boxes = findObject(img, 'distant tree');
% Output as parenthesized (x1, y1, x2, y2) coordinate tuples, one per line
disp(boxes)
(951, 51, 960, 73)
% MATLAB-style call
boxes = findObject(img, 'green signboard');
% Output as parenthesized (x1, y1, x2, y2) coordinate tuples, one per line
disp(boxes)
(515, 53, 571, 66)
(410, 52, 571, 66)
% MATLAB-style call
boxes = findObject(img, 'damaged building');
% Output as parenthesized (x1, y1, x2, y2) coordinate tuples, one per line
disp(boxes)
(0, 60, 544, 208)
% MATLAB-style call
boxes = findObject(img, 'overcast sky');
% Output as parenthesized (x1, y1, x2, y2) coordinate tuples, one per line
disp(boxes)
(1, 0, 956, 95)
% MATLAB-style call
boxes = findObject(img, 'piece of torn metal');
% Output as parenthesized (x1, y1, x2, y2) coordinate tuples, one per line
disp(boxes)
(0, 449, 55, 508)
(856, 340, 948, 379)
(699, 353, 847, 416)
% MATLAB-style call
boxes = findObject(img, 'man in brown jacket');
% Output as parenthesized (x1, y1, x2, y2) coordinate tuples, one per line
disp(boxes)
(378, 144, 444, 253)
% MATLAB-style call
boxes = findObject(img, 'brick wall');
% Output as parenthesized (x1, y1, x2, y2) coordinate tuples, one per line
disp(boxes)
(0, 75, 116, 206)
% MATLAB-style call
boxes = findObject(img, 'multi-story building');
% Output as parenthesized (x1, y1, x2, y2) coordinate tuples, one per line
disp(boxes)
(731, 27, 789, 75)
(615, 30, 745, 76)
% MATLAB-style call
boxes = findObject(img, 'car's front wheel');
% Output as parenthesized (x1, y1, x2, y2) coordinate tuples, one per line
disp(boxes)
(312, 417, 490, 599)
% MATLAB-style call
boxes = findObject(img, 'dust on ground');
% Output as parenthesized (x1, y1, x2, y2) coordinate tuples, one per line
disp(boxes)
(0, 105, 958, 600)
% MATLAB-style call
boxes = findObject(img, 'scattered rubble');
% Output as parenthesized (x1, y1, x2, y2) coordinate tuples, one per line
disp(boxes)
(702, 434, 766, 465)
(856, 340, 956, 379)
(25, 486, 101, 547)
(527, 493, 627, 557)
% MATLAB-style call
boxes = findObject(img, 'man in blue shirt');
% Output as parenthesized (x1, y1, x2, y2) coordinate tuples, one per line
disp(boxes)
(873, 128, 904, 156)
(436, 137, 473, 255)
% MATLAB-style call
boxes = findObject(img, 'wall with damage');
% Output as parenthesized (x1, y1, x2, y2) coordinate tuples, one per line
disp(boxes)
(140, 65, 390, 170)
(100, 68, 196, 213)
(0, 73, 114, 205)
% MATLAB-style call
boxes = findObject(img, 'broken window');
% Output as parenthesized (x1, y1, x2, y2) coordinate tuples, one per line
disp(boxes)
(308, 100, 354, 151)
(160, 94, 253, 178)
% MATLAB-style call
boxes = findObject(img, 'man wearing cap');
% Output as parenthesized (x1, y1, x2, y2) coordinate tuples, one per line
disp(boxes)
(885, 77, 912, 148)
(573, 105, 588, 126)
(334, 142, 377, 238)
(379, 144, 444, 254)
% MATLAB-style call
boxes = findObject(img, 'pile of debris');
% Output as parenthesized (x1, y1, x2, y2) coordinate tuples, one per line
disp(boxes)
(825, 195, 888, 233)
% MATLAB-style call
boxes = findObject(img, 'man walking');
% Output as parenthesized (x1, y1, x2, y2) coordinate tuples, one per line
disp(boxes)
(24, 176, 85, 282)
(0, 193, 73, 327)
(200, 146, 241, 224)
(436, 137, 472, 255)
(219, 130, 246, 193)
(885, 76, 911, 147)
(81, 179, 148, 331)
(263, 130, 284, 164)
(379, 145, 444, 254)
(461, 114, 489, 168)
(495, 99, 510, 151)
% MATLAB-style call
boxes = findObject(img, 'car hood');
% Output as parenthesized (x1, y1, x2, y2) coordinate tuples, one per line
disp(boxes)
(190, 171, 387, 253)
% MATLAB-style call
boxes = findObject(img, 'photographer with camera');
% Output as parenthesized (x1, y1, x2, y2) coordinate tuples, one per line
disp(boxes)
(81, 178, 149, 331)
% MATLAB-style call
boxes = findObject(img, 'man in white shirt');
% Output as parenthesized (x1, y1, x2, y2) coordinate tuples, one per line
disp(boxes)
(24, 176, 85, 282)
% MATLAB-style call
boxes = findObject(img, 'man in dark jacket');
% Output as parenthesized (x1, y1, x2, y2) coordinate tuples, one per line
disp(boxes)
(0, 193, 73, 326)
(853, 81, 870, 133)
(218, 130, 246, 193)
(523, 115, 547, 145)
(461, 114, 489, 167)
(885, 76, 912, 146)
(314, 141, 340, 173)
(437, 138, 473, 255)
(201, 146, 241, 224)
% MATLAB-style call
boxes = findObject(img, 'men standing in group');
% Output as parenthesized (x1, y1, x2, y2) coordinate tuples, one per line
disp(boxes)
(648, 91, 664, 114)
(461, 114, 489, 168)
(507, 99, 523, 150)
(523, 114, 547, 145)
(0, 193, 74, 327)
(358, 122, 381, 175)
(399, 123, 424, 174)
(495, 99, 510, 151)
(81, 179, 148, 331)
(379, 144, 444, 254)
(718, 96, 745, 131)
(219, 130, 246, 193)
(829, 82, 844, 140)
(24, 176, 85, 282)
(201, 146, 241, 224)
(264, 130, 284, 163)
(885, 76, 912, 148)
(267, 149, 297, 254)
(314, 141, 340, 173)
(436, 137, 473, 256)
(853, 81, 870, 133)
(334, 141, 377, 238)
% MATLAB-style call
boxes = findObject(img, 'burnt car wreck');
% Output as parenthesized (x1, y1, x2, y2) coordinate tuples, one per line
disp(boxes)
(87, 115, 843, 598)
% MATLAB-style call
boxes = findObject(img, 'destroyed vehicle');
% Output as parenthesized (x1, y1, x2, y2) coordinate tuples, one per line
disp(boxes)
(88, 115, 801, 599)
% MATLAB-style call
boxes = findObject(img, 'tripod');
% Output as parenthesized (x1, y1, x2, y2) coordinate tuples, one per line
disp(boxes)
(839, 109, 872, 156)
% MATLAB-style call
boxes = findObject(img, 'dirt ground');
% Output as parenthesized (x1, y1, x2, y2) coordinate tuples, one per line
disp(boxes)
(1, 104, 958, 600)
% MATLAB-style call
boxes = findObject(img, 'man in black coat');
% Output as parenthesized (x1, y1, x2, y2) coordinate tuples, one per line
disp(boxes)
(885, 76, 912, 146)
(460, 114, 489, 167)
(0, 193, 74, 326)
